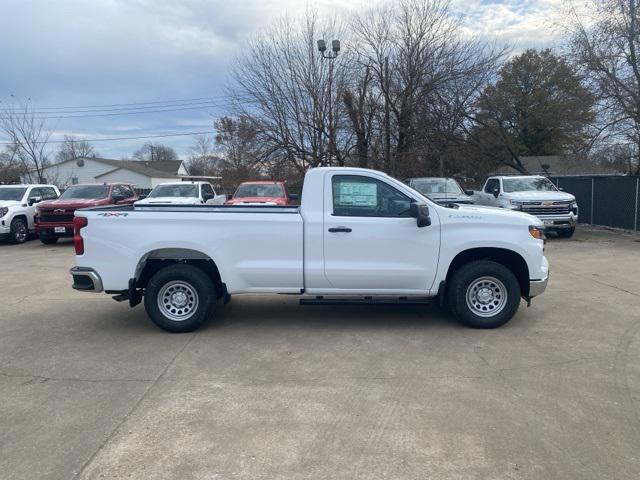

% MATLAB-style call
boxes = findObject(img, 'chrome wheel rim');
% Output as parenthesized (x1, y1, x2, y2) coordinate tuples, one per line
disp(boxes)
(14, 221, 27, 242)
(466, 276, 507, 317)
(157, 281, 199, 321)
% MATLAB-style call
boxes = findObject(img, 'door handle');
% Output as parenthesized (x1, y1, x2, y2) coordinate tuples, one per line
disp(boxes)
(328, 227, 352, 233)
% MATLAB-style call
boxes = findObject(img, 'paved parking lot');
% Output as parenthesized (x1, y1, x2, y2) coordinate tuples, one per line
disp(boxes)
(1, 227, 639, 480)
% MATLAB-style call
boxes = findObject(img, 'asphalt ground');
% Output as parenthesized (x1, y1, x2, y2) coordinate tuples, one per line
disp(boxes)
(1, 226, 639, 479)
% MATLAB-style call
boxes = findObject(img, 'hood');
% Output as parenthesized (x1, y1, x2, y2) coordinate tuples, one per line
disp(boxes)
(136, 196, 201, 205)
(38, 198, 109, 210)
(443, 203, 543, 227)
(505, 190, 575, 202)
(0, 200, 20, 209)
(225, 196, 286, 205)
(428, 193, 473, 203)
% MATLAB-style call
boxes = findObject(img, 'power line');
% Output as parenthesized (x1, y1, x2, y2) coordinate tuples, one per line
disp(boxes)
(11, 99, 231, 115)
(6, 95, 233, 111)
(0, 130, 214, 145)
(0, 102, 231, 119)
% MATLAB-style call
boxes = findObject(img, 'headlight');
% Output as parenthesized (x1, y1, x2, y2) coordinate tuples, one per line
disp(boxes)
(0, 207, 8, 218)
(529, 225, 545, 240)
(510, 200, 523, 209)
(570, 202, 578, 215)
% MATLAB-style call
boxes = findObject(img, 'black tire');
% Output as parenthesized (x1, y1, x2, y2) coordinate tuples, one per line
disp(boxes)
(447, 260, 521, 329)
(9, 217, 29, 244)
(39, 234, 59, 245)
(557, 227, 575, 238)
(144, 264, 216, 333)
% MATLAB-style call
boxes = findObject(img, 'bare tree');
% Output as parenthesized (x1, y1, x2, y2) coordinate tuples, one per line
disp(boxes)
(187, 135, 221, 176)
(351, 0, 506, 177)
(565, 0, 640, 173)
(55, 135, 97, 163)
(0, 101, 52, 182)
(133, 142, 178, 162)
(0, 145, 21, 184)
(231, 10, 350, 173)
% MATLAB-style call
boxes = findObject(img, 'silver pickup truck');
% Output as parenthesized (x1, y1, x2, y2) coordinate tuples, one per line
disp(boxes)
(472, 175, 578, 237)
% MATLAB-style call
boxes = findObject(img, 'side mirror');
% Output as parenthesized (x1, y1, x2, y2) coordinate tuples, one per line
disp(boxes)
(492, 188, 500, 198)
(558, 186, 564, 191)
(28, 196, 42, 206)
(112, 194, 126, 202)
(409, 202, 431, 228)
(202, 194, 214, 202)
(464, 189, 474, 196)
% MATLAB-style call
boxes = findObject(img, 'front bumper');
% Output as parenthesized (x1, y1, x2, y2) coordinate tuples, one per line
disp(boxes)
(528, 275, 548, 297)
(532, 214, 577, 230)
(70, 267, 103, 293)
(37, 222, 74, 237)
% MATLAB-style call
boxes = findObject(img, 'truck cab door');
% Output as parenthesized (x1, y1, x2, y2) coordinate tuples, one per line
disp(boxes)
(319, 172, 440, 294)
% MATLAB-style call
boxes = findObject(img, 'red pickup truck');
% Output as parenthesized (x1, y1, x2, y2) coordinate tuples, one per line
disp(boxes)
(36, 183, 138, 244)
(224, 180, 297, 205)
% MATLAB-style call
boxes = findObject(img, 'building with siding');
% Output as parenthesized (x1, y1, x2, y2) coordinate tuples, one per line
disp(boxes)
(28, 157, 188, 188)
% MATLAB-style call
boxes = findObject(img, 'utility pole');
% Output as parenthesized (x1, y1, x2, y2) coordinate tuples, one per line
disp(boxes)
(384, 56, 392, 175)
(317, 39, 340, 167)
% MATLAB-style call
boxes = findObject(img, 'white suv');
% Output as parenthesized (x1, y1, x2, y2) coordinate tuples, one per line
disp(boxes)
(0, 184, 60, 244)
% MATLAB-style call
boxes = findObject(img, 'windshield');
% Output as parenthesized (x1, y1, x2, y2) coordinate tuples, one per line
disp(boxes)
(503, 177, 558, 193)
(234, 183, 284, 198)
(410, 178, 463, 195)
(60, 185, 109, 199)
(0, 187, 27, 201)
(148, 184, 198, 198)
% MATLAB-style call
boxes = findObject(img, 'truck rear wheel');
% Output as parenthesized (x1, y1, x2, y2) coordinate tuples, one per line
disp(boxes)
(144, 264, 216, 333)
(448, 260, 521, 329)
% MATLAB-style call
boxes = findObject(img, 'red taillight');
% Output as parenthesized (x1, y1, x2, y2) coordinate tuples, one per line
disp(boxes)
(73, 216, 88, 255)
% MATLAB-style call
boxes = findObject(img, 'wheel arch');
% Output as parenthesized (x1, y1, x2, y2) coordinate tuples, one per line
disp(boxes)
(134, 248, 224, 298)
(445, 247, 530, 297)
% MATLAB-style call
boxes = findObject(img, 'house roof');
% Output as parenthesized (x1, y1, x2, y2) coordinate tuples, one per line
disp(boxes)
(45, 157, 184, 179)
(495, 155, 622, 175)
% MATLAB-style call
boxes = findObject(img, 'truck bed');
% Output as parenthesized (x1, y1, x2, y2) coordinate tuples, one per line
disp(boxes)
(83, 204, 301, 214)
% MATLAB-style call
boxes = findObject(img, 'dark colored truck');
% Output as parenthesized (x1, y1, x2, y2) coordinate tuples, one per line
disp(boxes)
(36, 183, 138, 244)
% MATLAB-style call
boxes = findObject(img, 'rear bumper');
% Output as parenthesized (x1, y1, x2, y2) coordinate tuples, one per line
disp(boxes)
(70, 267, 103, 293)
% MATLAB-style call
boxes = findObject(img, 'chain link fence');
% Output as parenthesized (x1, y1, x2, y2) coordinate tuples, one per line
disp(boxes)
(549, 175, 640, 231)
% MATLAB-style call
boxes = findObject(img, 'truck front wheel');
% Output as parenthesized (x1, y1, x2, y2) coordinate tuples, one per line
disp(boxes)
(448, 260, 521, 329)
(144, 264, 216, 333)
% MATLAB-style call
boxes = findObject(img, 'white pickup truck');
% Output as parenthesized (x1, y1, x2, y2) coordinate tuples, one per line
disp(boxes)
(135, 181, 226, 206)
(0, 184, 60, 243)
(70, 167, 549, 332)
(473, 175, 578, 237)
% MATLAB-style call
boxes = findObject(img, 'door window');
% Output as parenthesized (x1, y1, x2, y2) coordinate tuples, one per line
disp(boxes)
(484, 179, 499, 193)
(201, 183, 215, 201)
(41, 187, 58, 200)
(332, 175, 412, 217)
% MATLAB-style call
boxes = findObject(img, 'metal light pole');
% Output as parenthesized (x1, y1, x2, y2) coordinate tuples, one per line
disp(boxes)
(317, 39, 340, 167)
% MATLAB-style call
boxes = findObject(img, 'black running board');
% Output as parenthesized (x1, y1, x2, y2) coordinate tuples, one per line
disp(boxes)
(300, 296, 434, 306)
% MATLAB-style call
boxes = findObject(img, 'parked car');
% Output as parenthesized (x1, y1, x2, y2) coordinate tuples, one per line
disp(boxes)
(0, 184, 60, 244)
(225, 181, 297, 205)
(405, 177, 474, 205)
(70, 166, 548, 333)
(135, 181, 226, 206)
(36, 183, 138, 244)
(472, 175, 578, 237)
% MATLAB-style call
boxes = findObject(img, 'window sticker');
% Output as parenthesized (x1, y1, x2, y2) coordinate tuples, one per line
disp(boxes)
(337, 182, 377, 207)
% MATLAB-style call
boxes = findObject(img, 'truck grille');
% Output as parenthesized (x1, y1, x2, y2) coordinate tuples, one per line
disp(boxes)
(521, 201, 572, 216)
(39, 211, 75, 223)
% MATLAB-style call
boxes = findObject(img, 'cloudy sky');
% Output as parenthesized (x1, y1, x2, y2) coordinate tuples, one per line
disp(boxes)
(0, 0, 566, 159)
